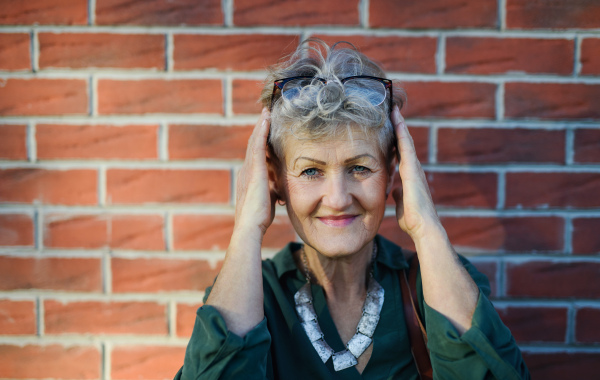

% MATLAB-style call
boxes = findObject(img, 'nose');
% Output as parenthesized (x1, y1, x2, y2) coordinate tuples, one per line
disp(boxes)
(321, 173, 352, 211)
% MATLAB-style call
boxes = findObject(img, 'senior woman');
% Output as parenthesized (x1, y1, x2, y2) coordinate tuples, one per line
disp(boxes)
(175, 40, 529, 379)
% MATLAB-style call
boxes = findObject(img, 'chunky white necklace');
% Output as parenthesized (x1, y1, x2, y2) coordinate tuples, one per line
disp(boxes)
(294, 245, 384, 371)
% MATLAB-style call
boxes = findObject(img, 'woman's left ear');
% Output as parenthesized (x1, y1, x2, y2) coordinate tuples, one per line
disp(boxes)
(266, 152, 284, 203)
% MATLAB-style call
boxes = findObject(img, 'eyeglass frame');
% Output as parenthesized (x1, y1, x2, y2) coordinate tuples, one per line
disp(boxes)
(269, 75, 393, 113)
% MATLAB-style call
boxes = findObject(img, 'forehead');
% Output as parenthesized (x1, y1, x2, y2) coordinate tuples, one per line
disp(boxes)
(281, 129, 384, 165)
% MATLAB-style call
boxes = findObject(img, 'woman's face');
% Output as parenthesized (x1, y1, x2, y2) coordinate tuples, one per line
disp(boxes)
(275, 128, 394, 258)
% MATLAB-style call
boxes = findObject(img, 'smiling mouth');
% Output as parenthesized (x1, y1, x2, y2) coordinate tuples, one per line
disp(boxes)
(317, 215, 358, 227)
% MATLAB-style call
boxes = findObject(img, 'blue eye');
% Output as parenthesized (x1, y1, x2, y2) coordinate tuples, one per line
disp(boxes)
(354, 166, 367, 172)
(302, 168, 319, 177)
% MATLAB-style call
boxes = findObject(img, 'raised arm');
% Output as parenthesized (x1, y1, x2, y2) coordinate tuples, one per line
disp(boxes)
(390, 106, 479, 334)
(204, 108, 277, 337)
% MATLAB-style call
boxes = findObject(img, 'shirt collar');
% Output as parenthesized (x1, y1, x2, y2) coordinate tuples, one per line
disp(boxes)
(270, 234, 409, 280)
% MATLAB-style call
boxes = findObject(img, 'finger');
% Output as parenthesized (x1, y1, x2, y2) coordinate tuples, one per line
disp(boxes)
(392, 105, 419, 168)
(246, 108, 269, 159)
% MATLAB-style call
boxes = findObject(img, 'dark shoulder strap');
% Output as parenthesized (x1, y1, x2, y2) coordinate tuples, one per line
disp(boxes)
(400, 251, 433, 380)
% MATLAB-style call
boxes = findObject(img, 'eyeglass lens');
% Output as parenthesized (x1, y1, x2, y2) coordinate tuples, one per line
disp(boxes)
(281, 77, 386, 106)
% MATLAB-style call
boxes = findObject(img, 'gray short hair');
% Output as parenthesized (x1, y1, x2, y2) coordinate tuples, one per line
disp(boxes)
(259, 38, 405, 162)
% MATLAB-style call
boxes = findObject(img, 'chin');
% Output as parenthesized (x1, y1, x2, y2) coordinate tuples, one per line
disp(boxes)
(302, 224, 377, 258)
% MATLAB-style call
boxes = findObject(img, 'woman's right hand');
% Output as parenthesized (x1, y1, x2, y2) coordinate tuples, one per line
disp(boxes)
(234, 107, 277, 238)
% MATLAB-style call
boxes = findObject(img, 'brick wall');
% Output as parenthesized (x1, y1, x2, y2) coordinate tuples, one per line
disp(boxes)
(0, 0, 599, 379)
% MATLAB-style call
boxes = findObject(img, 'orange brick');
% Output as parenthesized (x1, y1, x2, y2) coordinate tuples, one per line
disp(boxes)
(169, 124, 252, 160)
(497, 306, 568, 343)
(111, 346, 186, 379)
(0, 344, 99, 379)
(0, 168, 97, 205)
(96, 0, 222, 26)
(314, 35, 437, 73)
(505, 83, 600, 120)
(0, 300, 36, 335)
(110, 214, 164, 250)
(446, 37, 574, 75)
(232, 79, 263, 115)
(581, 38, 600, 75)
(106, 169, 230, 204)
(0, 257, 101, 292)
(0, 0, 87, 25)
(507, 0, 600, 29)
(37, 124, 158, 160)
(370, 0, 496, 29)
(574, 129, 600, 163)
(234, 0, 359, 26)
(0, 214, 34, 246)
(45, 300, 167, 335)
(0, 33, 30, 70)
(401, 81, 496, 119)
(176, 303, 199, 338)
(39, 33, 165, 69)
(97, 79, 223, 115)
(112, 257, 220, 292)
(0, 125, 27, 160)
(0, 79, 88, 116)
(44, 214, 108, 249)
(174, 34, 298, 71)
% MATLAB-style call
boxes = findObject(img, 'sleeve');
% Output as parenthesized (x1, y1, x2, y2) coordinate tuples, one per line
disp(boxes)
(174, 286, 272, 380)
(419, 258, 531, 380)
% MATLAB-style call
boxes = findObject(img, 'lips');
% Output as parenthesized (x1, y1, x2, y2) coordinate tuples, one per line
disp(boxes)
(317, 215, 358, 227)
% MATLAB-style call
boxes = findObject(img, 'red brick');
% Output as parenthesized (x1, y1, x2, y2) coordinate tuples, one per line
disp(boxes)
(0, 79, 87, 116)
(173, 214, 295, 250)
(44, 214, 108, 249)
(0, 169, 97, 205)
(234, 0, 359, 26)
(370, 0, 496, 29)
(0, 344, 99, 379)
(506, 172, 600, 208)
(96, 0, 222, 26)
(98, 79, 222, 115)
(176, 303, 199, 338)
(446, 37, 573, 75)
(45, 300, 167, 335)
(573, 128, 600, 163)
(111, 346, 186, 380)
(169, 124, 252, 160)
(469, 261, 498, 297)
(401, 82, 496, 119)
(0, 257, 101, 292)
(437, 128, 565, 164)
(442, 217, 564, 252)
(112, 258, 220, 292)
(573, 218, 600, 254)
(110, 215, 164, 251)
(0, 125, 27, 160)
(507, 0, 600, 29)
(0, 300, 35, 335)
(0, 33, 30, 70)
(387, 171, 497, 208)
(496, 306, 567, 343)
(581, 38, 600, 75)
(37, 124, 158, 160)
(575, 307, 600, 343)
(174, 34, 298, 71)
(523, 352, 600, 379)
(506, 260, 600, 298)
(39, 33, 164, 69)
(0, 214, 33, 246)
(314, 35, 437, 73)
(232, 79, 264, 115)
(0, 0, 87, 25)
(505, 83, 600, 120)
(106, 169, 230, 204)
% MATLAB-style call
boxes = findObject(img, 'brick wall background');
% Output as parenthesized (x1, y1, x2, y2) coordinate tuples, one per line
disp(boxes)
(0, 0, 599, 379)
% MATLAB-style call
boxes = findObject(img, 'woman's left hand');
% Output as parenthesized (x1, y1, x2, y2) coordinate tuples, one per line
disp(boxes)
(391, 105, 442, 243)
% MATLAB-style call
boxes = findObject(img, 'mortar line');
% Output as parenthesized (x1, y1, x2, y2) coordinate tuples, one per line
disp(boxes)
(26, 121, 36, 162)
(574, 35, 583, 76)
(498, 0, 507, 30)
(158, 122, 169, 161)
(165, 211, 173, 252)
(103, 252, 112, 294)
(496, 171, 506, 210)
(88, 0, 96, 26)
(36, 296, 44, 336)
(436, 34, 446, 74)
(224, 76, 233, 118)
(564, 216, 573, 254)
(103, 341, 111, 380)
(566, 126, 575, 165)
(498, 259, 506, 298)
(34, 208, 42, 251)
(428, 124, 437, 164)
(224, 0, 234, 27)
(566, 305, 576, 344)
(168, 300, 177, 338)
(495, 82, 505, 121)
(166, 32, 174, 72)
(31, 29, 39, 72)
(90, 74, 98, 116)
(359, 0, 369, 28)
(98, 166, 106, 206)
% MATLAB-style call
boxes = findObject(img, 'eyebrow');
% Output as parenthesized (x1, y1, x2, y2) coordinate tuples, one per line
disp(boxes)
(293, 154, 376, 168)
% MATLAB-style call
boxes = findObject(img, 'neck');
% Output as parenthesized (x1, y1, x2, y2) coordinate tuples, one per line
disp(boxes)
(303, 241, 374, 302)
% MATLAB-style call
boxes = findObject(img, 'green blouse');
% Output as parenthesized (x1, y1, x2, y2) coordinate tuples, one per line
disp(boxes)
(174, 235, 530, 379)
